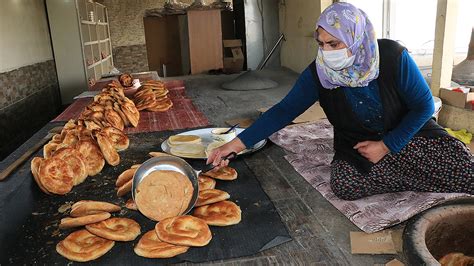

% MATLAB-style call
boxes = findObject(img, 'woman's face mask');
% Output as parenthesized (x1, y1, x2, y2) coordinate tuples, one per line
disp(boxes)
(320, 48, 356, 70)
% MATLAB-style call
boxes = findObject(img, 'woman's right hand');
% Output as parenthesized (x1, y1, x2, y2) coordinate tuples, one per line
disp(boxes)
(206, 137, 246, 168)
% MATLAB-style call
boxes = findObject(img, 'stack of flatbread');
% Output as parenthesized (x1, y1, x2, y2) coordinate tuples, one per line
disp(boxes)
(125, 154, 242, 259)
(167, 135, 206, 158)
(133, 80, 173, 112)
(31, 84, 138, 195)
(80, 84, 140, 129)
(56, 200, 142, 262)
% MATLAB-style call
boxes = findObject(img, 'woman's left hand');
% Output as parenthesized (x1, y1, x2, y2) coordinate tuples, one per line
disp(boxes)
(353, 140, 390, 164)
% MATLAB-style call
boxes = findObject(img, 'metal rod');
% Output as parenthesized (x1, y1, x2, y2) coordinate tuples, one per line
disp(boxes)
(257, 33, 285, 70)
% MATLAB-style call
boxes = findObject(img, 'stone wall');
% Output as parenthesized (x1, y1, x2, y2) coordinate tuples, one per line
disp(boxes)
(0, 60, 60, 160)
(112, 44, 149, 74)
(99, 0, 216, 73)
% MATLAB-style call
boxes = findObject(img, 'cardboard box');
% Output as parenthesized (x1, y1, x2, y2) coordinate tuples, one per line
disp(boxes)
(223, 39, 244, 74)
(439, 87, 474, 109)
(350, 231, 398, 254)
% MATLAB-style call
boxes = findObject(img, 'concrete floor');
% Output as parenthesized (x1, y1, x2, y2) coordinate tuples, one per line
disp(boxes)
(166, 68, 404, 265)
(165, 68, 297, 126)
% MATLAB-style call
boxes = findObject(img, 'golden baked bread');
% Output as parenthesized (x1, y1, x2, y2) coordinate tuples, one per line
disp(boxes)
(168, 135, 201, 146)
(75, 139, 105, 176)
(96, 132, 120, 166)
(195, 189, 230, 207)
(104, 109, 124, 131)
(202, 166, 238, 181)
(84, 119, 102, 131)
(38, 157, 74, 195)
(102, 127, 129, 151)
(130, 164, 141, 169)
(59, 212, 111, 229)
(31, 157, 51, 194)
(86, 217, 141, 241)
(439, 253, 474, 266)
(134, 230, 189, 258)
(113, 102, 130, 127)
(155, 215, 211, 247)
(198, 174, 216, 191)
(51, 133, 63, 144)
(62, 129, 79, 146)
(141, 80, 165, 87)
(56, 229, 114, 262)
(119, 74, 133, 87)
(53, 147, 88, 186)
(193, 201, 242, 226)
(170, 143, 205, 158)
(120, 101, 139, 127)
(146, 98, 173, 112)
(154, 89, 169, 98)
(116, 178, 133, 197)
(70, 200, 121, 217)
(43, 142, 59, 159)
(149, 152, 170, 157)
(125, 198, 138, 210)
(135, 170, 193, 221)
(116, 168, 136, 187)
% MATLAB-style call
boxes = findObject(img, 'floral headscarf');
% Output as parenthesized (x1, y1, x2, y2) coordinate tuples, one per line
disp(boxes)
(315, 2, 379, 89)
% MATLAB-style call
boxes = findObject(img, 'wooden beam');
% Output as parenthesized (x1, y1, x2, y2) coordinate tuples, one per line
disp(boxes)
(430, 0, 459, 96)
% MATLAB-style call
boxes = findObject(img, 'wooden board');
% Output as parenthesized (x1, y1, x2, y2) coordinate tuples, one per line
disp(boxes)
(187, 10, 223, 74)
(144, 16, 183, 77)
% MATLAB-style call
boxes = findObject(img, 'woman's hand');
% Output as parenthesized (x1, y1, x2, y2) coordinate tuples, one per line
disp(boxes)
(353, 140, 390, 164)
(206, 138, 246, 168)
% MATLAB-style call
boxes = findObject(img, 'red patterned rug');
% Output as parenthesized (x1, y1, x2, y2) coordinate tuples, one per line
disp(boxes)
(52, 79, 210, 134)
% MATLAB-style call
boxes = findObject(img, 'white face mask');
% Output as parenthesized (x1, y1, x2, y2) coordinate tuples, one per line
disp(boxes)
(320, 48, 355, 70)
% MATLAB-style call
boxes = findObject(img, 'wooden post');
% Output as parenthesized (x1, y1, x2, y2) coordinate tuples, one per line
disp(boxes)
(430, 0, 459, 96)
(320, 0, 333, 13)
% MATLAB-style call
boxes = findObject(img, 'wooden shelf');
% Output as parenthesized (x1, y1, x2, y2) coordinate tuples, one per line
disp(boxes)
(81, 20, 96, 25)
(76, 0, 113, 85)
(87, 55, 112, 69)
(84, 40, 98, 45)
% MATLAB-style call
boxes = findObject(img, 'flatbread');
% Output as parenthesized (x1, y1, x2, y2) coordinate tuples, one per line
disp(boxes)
(168, 135, 201, 146)
(135, 170, 194, 221)
(170, 143, 205, 158)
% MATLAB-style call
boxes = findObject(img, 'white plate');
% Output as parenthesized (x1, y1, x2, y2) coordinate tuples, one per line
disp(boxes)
(161, 128, 267, 160)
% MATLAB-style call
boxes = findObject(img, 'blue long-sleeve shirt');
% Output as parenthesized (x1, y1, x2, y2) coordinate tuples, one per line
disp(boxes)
(238, 50, 434, 153)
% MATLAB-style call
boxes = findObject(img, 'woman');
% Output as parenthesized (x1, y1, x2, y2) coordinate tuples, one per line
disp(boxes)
(207, 2, 473, 200)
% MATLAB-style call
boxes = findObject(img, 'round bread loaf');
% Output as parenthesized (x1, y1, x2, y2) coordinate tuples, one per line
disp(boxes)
(193, 200, 242, 226)
(75, 139, 105, 176)
(96, 132, 120, 166)
(115, 168, 136, 187)
(195, 189, 230, 207)
(59, 212, 111, 229)
(70, 200, 121, 217)
(198, 174, 216, 191)
(134, 230, 189, 258)
(53, 147, 87, 186)
(86, 217, 141, 241)
(202, 166, 238, 181)
(102, 127, 129, 151)
(155, 215, 211, 247)
(31, 157, 51, 194)
(135, 170, 194, 221)
(56, 229, 114, 262)
(38, 157, 74, 195)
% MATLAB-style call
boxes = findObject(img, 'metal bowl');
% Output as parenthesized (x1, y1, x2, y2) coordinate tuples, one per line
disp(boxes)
(131, 156, 200, 220)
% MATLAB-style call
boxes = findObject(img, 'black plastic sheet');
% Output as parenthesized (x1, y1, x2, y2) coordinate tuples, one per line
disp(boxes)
(0, 126, 291, 264)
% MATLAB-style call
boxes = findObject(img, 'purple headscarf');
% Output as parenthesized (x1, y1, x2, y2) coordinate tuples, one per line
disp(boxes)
(315, 2, 379, 89)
